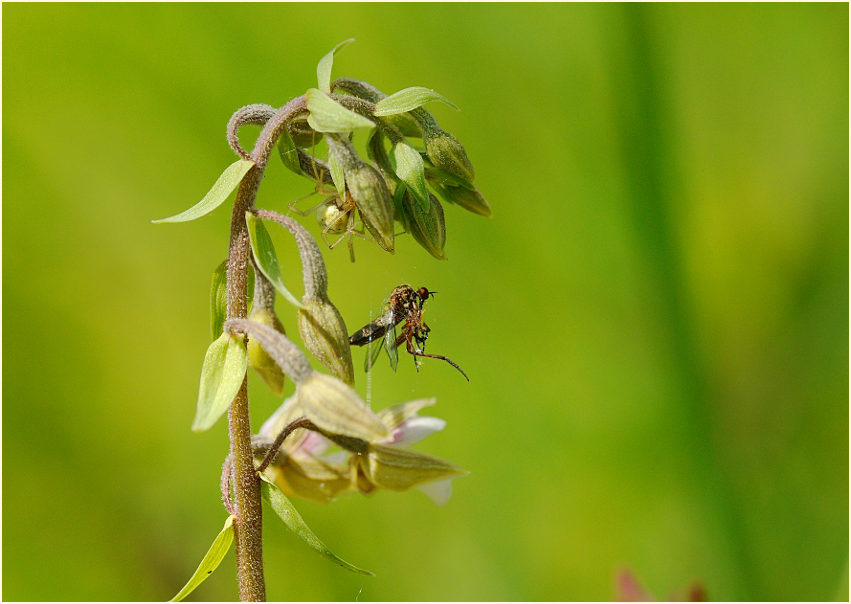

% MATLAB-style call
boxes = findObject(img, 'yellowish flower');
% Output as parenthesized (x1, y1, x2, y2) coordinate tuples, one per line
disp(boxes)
(256, 396, 466, 505)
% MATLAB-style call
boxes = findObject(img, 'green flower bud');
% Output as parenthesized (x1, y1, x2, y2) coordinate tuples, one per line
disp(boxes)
(406, 191, 447, 260)
(247, 307, 287, 396)
(327, 134, 395, 253)
(298, 297, 355, 385)
(346, 162, 395, 253)
(426, 169, 492, 218)
(424, 127, 475, 183)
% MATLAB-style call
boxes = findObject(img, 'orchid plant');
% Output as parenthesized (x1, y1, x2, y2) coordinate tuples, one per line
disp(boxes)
(154, 40, 489, 601)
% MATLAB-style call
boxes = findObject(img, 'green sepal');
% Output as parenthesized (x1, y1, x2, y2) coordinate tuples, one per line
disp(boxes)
(192, 333, 248, 432)
(373, 87, 458, 116)
(210, 260, 254, 339)
(245, 212, 305, 309)
(260, 474, 374, 576)
(317, 39, 355, 94)
(169, 516, 235, 602)
(153, 159, 254, 223)
(392, 142, 429, 212)
(277, 128, 302, 175)
(306, 88, 375, 133)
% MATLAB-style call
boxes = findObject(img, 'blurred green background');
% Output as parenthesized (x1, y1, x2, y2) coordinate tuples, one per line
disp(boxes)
(3, 3, 847, 601)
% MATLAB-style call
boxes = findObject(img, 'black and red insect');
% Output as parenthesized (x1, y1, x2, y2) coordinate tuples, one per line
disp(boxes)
(349, 284, 469, 381)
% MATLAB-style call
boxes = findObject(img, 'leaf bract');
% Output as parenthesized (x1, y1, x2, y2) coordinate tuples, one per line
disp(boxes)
(393, 142, 429, 212)
(246, 212, 305, 309)
(317, 39, 355, 94)
(153, 159, 254, 223)
(169, 515, 235, 602)
(373, 87, 458, 116)
(277, 128, 302, 175)
(192, 333, 248, 432)
(260, 474, 374, 576)
(306, 88, 375, 133)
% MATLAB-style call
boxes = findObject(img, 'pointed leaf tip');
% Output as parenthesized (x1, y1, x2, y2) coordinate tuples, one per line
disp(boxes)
(373, 87, 459, 116)
(153, 159, 254, 223)
(317, 39, 355, 93)
(169, 516, 235, 601)
(260, 476, 374, 576)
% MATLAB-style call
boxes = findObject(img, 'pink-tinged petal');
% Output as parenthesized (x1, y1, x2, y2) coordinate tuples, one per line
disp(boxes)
(299, 431, 330, 456)
(415, 479, 454, 506)
(384, 416, 446, 447)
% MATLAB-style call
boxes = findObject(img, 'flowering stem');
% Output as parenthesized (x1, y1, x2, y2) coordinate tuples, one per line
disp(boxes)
(225, 94, 307, 602)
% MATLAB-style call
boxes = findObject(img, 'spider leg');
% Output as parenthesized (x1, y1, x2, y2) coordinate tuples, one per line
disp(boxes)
(289, 192, 330, 216)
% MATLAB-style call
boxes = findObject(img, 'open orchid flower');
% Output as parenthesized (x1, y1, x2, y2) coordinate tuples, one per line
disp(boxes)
(255, 394, 466, 505)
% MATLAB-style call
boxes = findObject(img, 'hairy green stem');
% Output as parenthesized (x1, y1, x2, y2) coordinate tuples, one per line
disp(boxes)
(225, 94, 307, 602)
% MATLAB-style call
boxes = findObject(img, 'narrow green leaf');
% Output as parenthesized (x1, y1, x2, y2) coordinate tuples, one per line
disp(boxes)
(245, 212, 305, 309)
(317, 39, 355, 94)
(328, 150, 346, 199)
(373, 87, 459, 116)
(153, 159, 254, 223)
(393, 142, 429, 212)
(192, 333, 248, 432)
(210, 260, 228, 339)
(169, 516, 235, 602)
(211, 261, 255, 339)
(260, 474, 374, 576)
(306, 88, 375, 133)
(277, 128, 302, 175)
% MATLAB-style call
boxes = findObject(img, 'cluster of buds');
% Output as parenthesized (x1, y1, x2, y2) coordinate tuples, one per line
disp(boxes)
(250, 40, 491, 261)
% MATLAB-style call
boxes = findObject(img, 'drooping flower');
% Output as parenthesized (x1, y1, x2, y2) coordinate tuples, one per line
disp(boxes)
(255, 396, 466, 505)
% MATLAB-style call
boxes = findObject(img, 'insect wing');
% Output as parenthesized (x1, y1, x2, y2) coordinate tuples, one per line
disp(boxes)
(364, 335, 385, 372)
(384, 322, 399, 371)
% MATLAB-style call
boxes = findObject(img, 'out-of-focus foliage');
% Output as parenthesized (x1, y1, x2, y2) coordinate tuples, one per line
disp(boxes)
(3, 3, 847, 601)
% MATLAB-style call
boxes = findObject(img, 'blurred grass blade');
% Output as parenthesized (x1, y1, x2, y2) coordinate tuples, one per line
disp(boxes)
(260, 474, 374, 576)
(191, 333, 248, 432)
(306, 88, 375, 133)
(153, 159, 254, 223)
(245, 212, 305, 309)
(374, 87, 458, 116)
(169, 515, 235, 602)
(393, 142, 429, 211)
(317, 38, 355, 93)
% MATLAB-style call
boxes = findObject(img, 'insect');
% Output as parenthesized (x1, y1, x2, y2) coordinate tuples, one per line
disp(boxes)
(349, 284, 469, 381)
